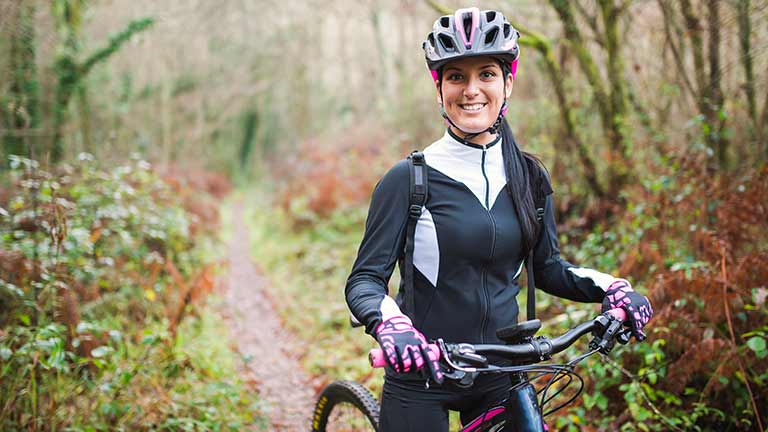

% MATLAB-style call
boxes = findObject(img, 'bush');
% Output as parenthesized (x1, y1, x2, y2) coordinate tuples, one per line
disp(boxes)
(0, 154, 261, 430)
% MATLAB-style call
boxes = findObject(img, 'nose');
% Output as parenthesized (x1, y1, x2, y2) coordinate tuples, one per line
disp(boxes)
(463, 77, 480, 98)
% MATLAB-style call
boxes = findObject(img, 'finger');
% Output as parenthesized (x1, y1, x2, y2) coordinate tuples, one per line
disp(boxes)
(394, 346, 406, 373)
(633, 324, 646, 342)
(420, 345, 443, 385)
(407, 346, 421, 373)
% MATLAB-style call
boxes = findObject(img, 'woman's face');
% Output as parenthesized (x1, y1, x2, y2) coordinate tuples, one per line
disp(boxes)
(438, 56, 513, 143)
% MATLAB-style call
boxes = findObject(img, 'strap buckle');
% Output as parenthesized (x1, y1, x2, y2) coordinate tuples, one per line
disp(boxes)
(409, 204, 422, 218)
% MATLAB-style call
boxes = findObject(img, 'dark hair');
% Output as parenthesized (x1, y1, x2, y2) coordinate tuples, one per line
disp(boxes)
(499, 118, 546, 255)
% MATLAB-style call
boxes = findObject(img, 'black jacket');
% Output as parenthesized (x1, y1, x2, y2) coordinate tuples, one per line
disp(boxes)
(346, 130, 619, 344)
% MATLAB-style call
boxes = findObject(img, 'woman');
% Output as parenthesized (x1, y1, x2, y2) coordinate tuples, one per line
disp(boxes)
(345, 7, 652, 431)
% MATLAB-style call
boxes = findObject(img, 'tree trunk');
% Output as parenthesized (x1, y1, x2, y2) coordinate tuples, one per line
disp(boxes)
(706, 0, 728, 169)
(599, 0, 632, 191)
(736, 0, 756, 126)
(239, 110, 258, 173)
(3, 0, 40, 162)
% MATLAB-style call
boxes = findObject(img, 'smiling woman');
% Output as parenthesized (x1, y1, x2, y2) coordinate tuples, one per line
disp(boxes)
(344, 6, 653, 432)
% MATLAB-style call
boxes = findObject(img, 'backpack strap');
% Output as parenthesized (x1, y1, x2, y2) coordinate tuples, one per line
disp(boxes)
(524, 160, 552, 322)
(525, 202, 546, 321)
(404, 151, 428, 320)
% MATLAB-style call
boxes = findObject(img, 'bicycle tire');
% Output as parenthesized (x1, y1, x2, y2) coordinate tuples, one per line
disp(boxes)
(312, 380, 380, 432)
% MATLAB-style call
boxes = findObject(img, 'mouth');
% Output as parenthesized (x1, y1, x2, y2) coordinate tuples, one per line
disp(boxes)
(459, 103, 487, 112)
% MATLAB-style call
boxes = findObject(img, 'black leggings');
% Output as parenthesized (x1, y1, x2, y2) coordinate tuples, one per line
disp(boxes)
(379, 373, 513, 432)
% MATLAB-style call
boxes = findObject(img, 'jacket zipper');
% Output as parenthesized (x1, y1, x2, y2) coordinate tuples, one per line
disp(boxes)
(479, 146, 495, 343)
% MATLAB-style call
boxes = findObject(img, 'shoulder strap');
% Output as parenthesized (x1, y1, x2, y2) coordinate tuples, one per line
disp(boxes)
(404, 151, 427, 320)
(525, 204, 545, 321)
(525, 160, 551, 322)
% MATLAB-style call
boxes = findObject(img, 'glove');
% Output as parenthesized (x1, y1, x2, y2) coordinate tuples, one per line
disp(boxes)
(375, 316, 443, 384)
(601, 280, 653, 341)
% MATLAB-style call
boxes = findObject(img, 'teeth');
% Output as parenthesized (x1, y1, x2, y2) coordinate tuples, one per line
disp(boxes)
(461, 103, 485, 111)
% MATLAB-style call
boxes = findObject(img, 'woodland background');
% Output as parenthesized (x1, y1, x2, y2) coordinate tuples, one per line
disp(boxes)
(1, 0, 767, 430)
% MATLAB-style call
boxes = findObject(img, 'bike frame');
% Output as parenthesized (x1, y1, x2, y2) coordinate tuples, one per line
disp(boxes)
(456, 376, 546, 432)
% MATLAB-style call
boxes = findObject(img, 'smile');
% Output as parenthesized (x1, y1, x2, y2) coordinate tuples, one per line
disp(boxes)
(459, 103, 487, 112)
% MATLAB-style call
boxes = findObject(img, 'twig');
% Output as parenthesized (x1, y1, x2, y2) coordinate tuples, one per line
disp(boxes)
(601, 355, 686, 431)
(721, 247, 764, 432)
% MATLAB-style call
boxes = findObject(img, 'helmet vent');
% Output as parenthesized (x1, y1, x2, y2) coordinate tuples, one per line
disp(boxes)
(462, 15, 473, 43)
(427, 33, 436, 48)
(438, 34, 455, 51)
(440, 17, 450, 28)
(486, 11, 496, 22)
(503, 23, 511, 38)
(484, 28, 498, 46)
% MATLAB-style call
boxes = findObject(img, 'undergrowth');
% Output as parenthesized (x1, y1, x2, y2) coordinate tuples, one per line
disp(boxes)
(0, 155, 264, 431)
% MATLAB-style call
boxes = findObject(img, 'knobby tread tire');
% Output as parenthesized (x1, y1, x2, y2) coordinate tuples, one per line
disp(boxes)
(311, 380, 380, 431)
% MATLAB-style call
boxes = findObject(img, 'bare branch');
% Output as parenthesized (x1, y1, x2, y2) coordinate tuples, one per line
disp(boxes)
(573, 0, 604, 47)
(424, 0, 451, 15)
(657, 0, 697, 101)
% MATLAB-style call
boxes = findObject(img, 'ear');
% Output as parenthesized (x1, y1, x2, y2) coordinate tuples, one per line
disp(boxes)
(505, 73, 514, 98)
(436, 81, 443, 105)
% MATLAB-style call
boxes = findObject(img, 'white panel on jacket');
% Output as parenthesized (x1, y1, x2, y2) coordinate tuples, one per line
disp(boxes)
(567, 267, 618, 291)
(414, 207, 440, 287)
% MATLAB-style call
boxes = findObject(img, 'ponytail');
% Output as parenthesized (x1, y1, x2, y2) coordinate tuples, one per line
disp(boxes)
(499, 118, 545, 254)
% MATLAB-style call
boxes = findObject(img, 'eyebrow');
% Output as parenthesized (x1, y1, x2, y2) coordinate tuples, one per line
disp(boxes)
(444, 63, 499, 73)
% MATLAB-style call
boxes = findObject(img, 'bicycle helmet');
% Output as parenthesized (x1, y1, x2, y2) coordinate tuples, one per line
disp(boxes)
(423, 7, 520, 82)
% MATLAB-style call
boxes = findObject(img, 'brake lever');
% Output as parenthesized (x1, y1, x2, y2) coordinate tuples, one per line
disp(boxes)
(453, 351, 488, 367)
(590, 314, 626, 354)
(617, 329, 632, 345)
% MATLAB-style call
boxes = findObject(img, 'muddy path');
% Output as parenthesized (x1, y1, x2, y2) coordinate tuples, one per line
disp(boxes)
(221, 201, 316, 431)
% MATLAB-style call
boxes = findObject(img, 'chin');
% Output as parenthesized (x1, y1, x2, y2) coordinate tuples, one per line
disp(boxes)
(455, 120, 492, 134)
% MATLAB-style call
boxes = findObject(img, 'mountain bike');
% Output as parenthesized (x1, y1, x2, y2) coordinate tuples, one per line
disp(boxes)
(311, 308, 630, 432)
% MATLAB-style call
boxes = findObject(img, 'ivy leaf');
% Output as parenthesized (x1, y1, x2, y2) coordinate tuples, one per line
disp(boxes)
(91, 346, 114, 358)
(0, 347, 12, 361)
(18, 314, 31, 326)
(746, 337, 767, 358)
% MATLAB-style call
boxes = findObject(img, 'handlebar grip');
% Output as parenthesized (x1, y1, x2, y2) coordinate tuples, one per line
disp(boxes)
(369, 344, 440, 368)
(607, 307, 627, 322)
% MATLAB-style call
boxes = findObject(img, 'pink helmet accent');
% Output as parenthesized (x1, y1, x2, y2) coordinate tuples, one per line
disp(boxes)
(454, 7, 480, 48)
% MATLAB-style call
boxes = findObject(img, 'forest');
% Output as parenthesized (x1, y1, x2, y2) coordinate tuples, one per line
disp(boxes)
(1, 0, 767, 430)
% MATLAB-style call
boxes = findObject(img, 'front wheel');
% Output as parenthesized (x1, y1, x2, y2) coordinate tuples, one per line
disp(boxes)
(311, 380, 380, 432)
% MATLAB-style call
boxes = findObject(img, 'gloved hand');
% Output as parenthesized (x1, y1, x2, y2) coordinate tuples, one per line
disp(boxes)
(375, 316, 443, 384)
(602, 280, 653, 341)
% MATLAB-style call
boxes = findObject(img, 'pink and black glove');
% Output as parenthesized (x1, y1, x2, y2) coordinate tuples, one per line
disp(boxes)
(602, 280, 653, 341)
(375, 316, 443, 384)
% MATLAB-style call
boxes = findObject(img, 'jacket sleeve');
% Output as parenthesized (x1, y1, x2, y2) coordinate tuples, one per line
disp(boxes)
(531, 193, 623, 303)
(345, 160, 411, 336)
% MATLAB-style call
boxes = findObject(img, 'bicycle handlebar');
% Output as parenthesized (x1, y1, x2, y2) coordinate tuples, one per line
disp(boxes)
(369, 308, 627, 369)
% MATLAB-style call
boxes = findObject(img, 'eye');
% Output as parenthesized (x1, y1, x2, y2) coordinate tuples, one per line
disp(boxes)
(446, 72, 464, 81)
(480, 70, 496, 79)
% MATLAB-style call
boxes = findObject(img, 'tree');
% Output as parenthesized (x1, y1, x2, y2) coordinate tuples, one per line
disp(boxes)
(49, 0, 154, 161)
(1, 0, 40, 163)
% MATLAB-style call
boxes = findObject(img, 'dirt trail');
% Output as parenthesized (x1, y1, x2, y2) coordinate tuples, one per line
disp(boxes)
(222, 201, 315, 431)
